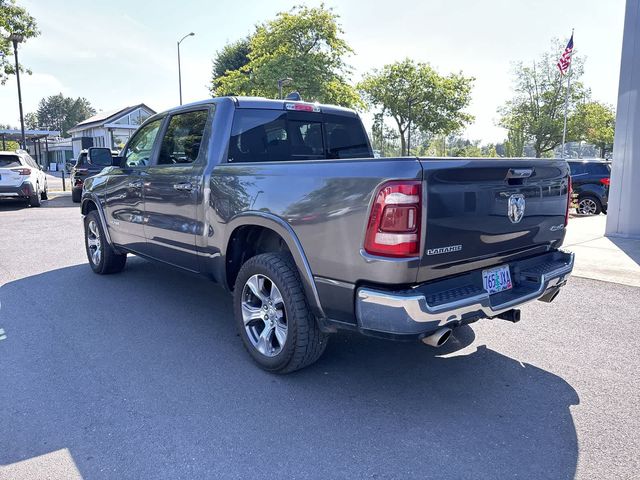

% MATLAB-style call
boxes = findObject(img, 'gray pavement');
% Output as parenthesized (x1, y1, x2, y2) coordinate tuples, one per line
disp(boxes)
(1, 195, 639, 480)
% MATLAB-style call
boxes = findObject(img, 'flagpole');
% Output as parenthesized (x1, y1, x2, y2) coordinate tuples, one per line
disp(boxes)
(561, 29, 574, 159)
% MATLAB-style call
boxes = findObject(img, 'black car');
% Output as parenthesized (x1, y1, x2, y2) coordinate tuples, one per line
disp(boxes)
(71, 149, 117, 202)
(568, 160, 611, 215)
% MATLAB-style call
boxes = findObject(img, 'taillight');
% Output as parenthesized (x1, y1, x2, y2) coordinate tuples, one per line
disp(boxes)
(13, 167, 31, 175)
(364, 180, 422, 258)
(565, 176, 572, 226)
(600, 177, 610, 187)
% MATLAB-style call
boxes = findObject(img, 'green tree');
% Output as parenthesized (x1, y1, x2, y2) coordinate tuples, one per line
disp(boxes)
(502, 122, 525, 157)
(570, 101, 615, 158)
(359, 59, 474, 155)
(370, 112, 401, 157)
(210, 38, 251, 96)
(27, 93, 96, 136)
(0, 0, 39, 85)
(212, 5, 361, 107)
(498, 39, 587, 158)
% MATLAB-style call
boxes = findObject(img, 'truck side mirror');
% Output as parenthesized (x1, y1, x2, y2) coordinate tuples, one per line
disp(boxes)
(88, 147, 114, 167)
(112, 156, 123, 167)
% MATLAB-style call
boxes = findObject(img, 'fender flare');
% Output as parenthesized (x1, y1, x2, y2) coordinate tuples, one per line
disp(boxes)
(80, 193, 114, 247)
(224, 211, 326, 320)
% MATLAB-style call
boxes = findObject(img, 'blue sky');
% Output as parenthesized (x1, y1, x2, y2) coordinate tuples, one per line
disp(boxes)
(0, 0, 625, 142)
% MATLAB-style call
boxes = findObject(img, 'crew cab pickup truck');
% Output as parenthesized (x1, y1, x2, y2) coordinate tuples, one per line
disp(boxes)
(81, 97, 574, 373)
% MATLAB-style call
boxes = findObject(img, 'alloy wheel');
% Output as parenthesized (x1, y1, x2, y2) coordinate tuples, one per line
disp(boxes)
(241, 274, 287, 357)
(577, 198, 598, 215)
(87, 220, 102, 266)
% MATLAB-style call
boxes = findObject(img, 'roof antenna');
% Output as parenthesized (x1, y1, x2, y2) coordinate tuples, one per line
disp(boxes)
(285, 91, 302, 101)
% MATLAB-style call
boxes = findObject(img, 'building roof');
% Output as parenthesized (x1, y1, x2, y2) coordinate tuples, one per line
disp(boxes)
(0, 129, 62, 140)
(68, 103, 155, 133)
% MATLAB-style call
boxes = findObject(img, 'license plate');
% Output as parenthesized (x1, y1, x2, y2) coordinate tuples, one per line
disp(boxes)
(482, 265, 513, 294)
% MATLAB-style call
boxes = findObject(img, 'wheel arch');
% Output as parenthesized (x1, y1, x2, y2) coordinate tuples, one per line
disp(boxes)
(224, 212, 325, 319)
(81, 194, 114, 246)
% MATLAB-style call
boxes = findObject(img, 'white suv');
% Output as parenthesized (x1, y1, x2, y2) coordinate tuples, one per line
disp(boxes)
(0, 150, 48, 207)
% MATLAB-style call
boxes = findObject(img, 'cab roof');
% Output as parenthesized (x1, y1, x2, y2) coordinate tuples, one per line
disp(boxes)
(160, 96, 358, 117)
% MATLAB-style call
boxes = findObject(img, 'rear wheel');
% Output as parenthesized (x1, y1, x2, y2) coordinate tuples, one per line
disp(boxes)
(29, 184, 41, 207)
(233, 253, 328, 373)
(84, 210, 127, 274)
(577, 195, 602, 215)
(72, 187, 81, 203)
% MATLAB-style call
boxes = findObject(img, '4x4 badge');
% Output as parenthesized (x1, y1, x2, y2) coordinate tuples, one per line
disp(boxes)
(508, 194, 526, 224)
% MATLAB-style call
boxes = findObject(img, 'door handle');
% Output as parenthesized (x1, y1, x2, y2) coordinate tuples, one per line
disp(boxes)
(128, 180, 143, 188)
(173, 182, 194, 192)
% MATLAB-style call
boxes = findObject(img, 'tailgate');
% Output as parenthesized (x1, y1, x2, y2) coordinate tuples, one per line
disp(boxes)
(416, 158, 570, 283)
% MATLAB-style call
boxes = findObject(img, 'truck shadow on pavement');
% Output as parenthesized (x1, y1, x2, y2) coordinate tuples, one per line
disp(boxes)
(0, 258, 579, 480)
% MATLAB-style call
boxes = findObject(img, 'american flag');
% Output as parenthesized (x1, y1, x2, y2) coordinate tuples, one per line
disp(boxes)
(557, 34, 574, 75)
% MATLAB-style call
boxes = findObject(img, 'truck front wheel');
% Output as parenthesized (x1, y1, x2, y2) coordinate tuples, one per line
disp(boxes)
(84, 210, 127, 274)
(233, 253, 328, 373)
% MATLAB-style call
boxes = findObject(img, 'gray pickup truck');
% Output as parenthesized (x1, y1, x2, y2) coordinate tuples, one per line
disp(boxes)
(81, 97, 574, 373)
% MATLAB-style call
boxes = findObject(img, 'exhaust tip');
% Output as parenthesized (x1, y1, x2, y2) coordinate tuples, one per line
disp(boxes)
(422, 327, 452, 348)
(437, 329, 452, 346)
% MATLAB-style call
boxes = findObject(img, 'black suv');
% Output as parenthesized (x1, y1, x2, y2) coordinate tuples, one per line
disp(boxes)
(568, 160, 611, 215)
(71, 149, 117, 202)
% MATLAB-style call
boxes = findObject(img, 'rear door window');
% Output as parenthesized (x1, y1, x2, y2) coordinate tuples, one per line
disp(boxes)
(586, 162, 610, 176)
(228, 109, 371, 162)
(324, 114, 371, 159)
(569, 162, 586, 176)
(0, 155, 22, 168)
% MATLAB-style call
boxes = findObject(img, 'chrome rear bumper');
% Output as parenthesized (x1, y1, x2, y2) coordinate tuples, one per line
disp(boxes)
(356, 250, 574, 336)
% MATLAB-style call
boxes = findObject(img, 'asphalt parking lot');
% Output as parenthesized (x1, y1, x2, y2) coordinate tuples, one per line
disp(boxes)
(1, 195, 639, 480)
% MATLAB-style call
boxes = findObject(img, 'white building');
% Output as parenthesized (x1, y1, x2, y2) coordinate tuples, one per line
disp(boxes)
(606, 0, 640, 239)
(68, 104, 156, 158)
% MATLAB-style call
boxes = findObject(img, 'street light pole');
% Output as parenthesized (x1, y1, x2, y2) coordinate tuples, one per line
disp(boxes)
(407, 98, 414, 156)
(177, 32, 195, 105)
(277, 77, 293, 99)
(9, 34, 26, 150)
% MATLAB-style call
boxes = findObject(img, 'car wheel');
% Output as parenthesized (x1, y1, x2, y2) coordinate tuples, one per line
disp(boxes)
(576, 196, 602, 215)
(234, 252, 328, 373)
(41, 181, 48, 200)
(84, 210, 127, 274)
(71, 188, 81, 203)
(29, 184, 41, 207)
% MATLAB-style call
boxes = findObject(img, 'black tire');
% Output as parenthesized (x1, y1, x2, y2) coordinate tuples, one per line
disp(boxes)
(72, 187, 81, 203)
(84, 210, 127, 274)
(577, 195, 602, 215)
(28, 184, 41, 207)
(233, 252, 328, 374)
(41, 181, 48, 200)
